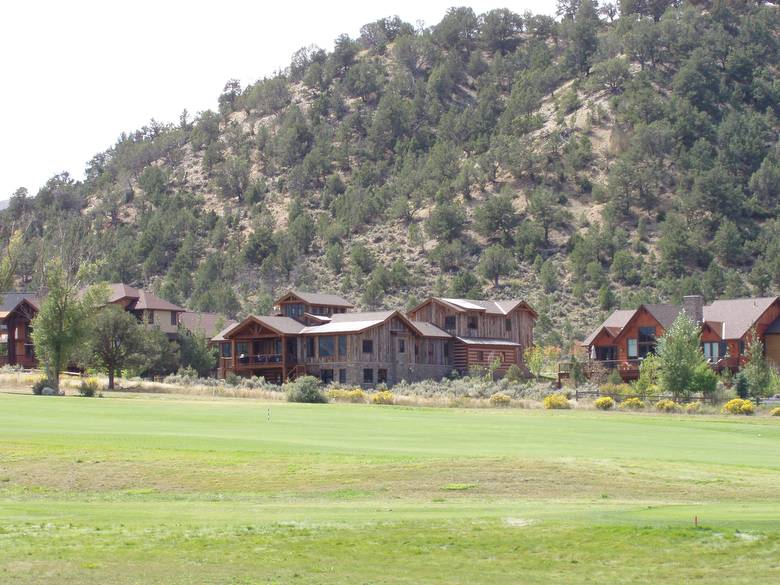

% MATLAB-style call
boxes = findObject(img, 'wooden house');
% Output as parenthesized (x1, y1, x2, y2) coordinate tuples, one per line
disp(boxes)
(105, 284, 185, 339)
(0, 293, 39, 368)
(213, 291, 536, 386)
(407, 297, 537, 376)
(579, 295, 780, 382)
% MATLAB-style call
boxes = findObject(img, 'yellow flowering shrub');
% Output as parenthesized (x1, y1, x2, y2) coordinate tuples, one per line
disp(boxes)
(489, 392, 511, 407)
(722, 398, 754, 415)
(683, 401, 701, 414)
(619, 397, 645, 410)
(371, 390, 395, 405)
(326, 388, 367, 403)
(655, 399, 681, 413)
(770, 407, 780, 417)
(543, 393, 571, 410)
(594, 396, 615, 410)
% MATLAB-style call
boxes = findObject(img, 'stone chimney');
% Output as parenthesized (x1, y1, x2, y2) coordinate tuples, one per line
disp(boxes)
(682, 295, 704, 324)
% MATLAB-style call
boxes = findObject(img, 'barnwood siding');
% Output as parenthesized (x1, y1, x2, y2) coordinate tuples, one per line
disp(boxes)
(454, 343, 519, 373)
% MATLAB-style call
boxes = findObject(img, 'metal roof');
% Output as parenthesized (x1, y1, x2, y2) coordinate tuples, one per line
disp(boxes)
(412, 321, 453, 338)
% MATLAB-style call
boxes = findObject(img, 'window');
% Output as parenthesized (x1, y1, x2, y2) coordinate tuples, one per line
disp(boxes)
(444, 316, 456, 330)
(444, 341, 451, 364)
(147, 310, 155, 324)
(739, 341, 745, 355)
(398, 339, 405, 353)
(703, 342, 728, 362)
(221, 343, 232, 358)
(362, 340, 373, 354)
(363, 368, 374, 383)
(306, 337, 315, 358)
(339, 368, 347, 384)
(170, 312, 177, 326)
(505, 319, 512, 332)
(318, 336, 335, 357)
(378, 369, 387, 383)
(477, 350, 484, 362)
(637, 326, 656, 358)
(338, 335, 347, 356)
(321, 369, 334, 384)
(627, 339, 638, 358)
(284, 303, 304, 318)
(467, 316, 478, 330)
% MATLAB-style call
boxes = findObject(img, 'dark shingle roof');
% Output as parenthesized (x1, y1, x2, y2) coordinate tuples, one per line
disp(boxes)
(704, 297, 778, 339)
(180, 312, 235, 338)
(105, 283, 185, 312)
(643, 304, 683, 329)
(277, 290, 354, 308)
(0, 292, 39, 315)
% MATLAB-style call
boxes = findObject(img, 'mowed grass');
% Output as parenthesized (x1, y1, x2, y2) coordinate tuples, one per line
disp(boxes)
(1, 392, 779, 584)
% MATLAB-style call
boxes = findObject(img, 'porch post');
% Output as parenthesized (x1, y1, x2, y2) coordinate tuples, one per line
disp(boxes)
(281, 335, 287, 382)
(231, 338, 237, 374)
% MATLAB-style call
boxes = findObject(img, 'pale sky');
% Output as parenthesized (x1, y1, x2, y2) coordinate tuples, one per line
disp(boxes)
(0, 0, 555, 200)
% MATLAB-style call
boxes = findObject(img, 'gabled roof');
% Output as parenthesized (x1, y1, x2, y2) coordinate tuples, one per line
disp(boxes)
(412, 321, 452, 339)
(643, 304, 683, 330)
(0, 292, 39, 319)
(180, 311, 235, 339)
(410, 297, 537, 318)
(704, 297, 779, 339)
(583, 309, 635, 346)
(104, 283, 185, 312)
(275, 290, 354, 308)
(218, 315, 305, 339)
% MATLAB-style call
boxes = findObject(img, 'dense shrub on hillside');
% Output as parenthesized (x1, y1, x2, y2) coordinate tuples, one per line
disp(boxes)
(326, 387, 367, 403)
(285, 376, 327, 403)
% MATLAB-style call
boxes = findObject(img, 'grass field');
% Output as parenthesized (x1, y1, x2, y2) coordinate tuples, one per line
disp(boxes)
(1, 391, 779, 584)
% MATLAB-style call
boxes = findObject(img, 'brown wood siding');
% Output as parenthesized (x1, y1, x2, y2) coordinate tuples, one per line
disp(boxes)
(766, 335, 780, 366)
(612, 307, 666, 360)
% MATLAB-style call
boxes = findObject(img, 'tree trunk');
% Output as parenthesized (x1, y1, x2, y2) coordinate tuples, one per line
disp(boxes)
(108, 367, 115, 390)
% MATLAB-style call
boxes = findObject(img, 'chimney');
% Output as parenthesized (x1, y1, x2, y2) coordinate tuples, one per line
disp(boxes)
(682, 295, 704, 324)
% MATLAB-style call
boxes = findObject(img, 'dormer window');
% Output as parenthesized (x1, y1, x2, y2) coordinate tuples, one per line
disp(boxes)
(444, 316, 456, 330)
(467, 316, 478, 330)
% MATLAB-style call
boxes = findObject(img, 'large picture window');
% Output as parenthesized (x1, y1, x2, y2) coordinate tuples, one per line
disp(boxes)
(637, 326, 656, 358)
(627, 339, 638, 358)
(338, 335, 347, 356)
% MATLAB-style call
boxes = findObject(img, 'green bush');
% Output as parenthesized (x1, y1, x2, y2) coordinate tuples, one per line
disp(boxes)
(721, 398, 754, 415)
(543, 393, 571, 410)
(31, 378, 47, 395)
(285, 376, 327, 403)
(655, 399, 680, 413)
(504, 363, 523, 383)
(489, 392, 512, 407)
(594, 396, 615, 410)
(619, 397, 645, 410)
(599, 383, 632, 396)
(78, 377, 102, 398)
(371, 390, 395, 405)
(225, 372, 240, 387)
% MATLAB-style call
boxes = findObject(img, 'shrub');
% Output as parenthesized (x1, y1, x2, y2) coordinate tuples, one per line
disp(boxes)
(225, 372, 240, 387)
(285, 376, 327, 403)
(606, 369, 622, 385)
(504, 363, 523, 383)
(594, 396, 615, 410)
(683, 401, 701, 414)
(655, 399, 681, 413)
(770, 407, 780, 417)
(78, 377, 101, 398)
(543, 393, 571, 409)
(619, 397, 645, 410)
(371, 390, 395, 405)
(326, 387, 367, 403)
(599, 383, 632, 396)
(31, 378, 47, 395)
(721, 398, 754, 415)
(489, 392, 511, 407)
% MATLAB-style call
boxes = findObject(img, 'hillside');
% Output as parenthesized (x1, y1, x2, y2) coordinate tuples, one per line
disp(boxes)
(3, 1, 780, 347)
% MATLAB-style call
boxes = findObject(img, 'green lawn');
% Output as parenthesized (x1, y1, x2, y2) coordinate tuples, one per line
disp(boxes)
(1, 392, 779, 584)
